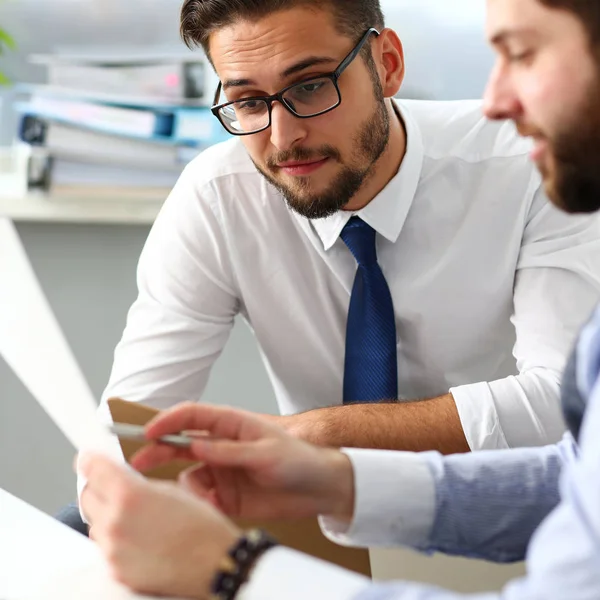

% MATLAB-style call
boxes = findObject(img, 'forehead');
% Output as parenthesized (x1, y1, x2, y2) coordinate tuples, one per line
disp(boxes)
(209, 7, 349, 80)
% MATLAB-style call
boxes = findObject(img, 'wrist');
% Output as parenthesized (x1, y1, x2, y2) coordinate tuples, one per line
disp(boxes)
(194, 526, 240, 599)
(285, 412, 330, 446)
(209, 530, 279, 600)
(320, 449, 355, 522)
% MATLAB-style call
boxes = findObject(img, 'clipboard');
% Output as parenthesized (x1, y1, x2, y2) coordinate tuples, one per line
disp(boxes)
(107, 398, 372, 577)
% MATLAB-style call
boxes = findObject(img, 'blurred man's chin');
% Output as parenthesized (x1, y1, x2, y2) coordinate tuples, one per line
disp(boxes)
(540, 166, 579, 214)
(537, 158, 555, 194)
(542, 179, 563, 210)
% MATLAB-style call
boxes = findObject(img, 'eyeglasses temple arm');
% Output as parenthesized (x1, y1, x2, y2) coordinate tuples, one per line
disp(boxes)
(335, 28, 380, 78)
(213, 82, 223, 108)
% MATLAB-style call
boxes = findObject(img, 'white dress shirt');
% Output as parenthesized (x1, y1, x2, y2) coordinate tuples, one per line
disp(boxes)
(99, 99, 600, 451)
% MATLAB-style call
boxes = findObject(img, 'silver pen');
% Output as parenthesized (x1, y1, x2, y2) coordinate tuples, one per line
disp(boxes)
(108, 422, 194, 449)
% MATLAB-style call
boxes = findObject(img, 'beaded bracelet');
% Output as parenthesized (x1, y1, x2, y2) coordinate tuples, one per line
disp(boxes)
(210, 529, 279, 600)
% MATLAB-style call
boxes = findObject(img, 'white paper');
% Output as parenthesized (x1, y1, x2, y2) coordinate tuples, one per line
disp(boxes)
(21, 564, 166, 600)
(1, 487, 171, 600)
(0, 487, 100, 598)
(0, 218, 119, 456)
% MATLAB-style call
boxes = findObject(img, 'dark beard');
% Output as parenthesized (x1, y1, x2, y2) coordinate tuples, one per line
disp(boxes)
(551, 159, 600, 214)
(254, 99, 391, 220)
(546, 82, 600, 214)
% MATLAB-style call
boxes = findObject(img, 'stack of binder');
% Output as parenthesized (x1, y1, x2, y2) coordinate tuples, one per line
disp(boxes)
(16, 50, 229, 201)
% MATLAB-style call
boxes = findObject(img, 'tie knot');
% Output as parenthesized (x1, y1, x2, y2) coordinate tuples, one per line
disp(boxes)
(341, 217, 378, 266)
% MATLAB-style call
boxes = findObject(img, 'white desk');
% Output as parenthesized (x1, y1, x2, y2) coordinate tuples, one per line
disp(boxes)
(0, 488, 175, 600)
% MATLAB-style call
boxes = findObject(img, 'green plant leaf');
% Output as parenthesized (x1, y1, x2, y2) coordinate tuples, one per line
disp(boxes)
(0, 29, 15, 50)
(0, 71, 11, 85)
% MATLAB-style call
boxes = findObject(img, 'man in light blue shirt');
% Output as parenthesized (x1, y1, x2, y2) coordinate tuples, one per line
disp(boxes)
(78, 0, 600, 598)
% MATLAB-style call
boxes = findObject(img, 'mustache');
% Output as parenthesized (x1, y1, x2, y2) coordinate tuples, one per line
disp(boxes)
(514, 121, 545, 140)
(266, 145, 341, 170)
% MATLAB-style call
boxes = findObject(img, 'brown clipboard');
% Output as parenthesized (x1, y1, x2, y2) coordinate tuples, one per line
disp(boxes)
(107, 398, 372, 577)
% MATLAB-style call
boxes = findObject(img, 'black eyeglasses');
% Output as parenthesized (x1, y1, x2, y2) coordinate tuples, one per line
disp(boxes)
(211, 28, 380, 136)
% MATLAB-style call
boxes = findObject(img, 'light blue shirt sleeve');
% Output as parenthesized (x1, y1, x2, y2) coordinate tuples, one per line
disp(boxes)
(352, 306, 600, 600)
(415, 439, 574, 563)
(323, 441, 573, 563)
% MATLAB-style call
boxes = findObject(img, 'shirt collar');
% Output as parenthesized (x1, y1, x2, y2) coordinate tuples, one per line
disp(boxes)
(309, 101, 424, 251)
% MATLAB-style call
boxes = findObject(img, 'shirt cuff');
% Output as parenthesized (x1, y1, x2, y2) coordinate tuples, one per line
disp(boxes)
(319, 448, 435, 548)
(450, 382, 509, 451)
(238, 547, 369, 600)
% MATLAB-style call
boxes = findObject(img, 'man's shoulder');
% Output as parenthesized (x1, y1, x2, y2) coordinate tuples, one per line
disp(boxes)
(184, 138, 258, 187)
(398, 99, 534, 164)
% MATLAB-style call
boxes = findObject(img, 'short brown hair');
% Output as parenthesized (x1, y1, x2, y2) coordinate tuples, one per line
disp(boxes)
(180, 0, 385, 57)
(539, 0, 600, 44)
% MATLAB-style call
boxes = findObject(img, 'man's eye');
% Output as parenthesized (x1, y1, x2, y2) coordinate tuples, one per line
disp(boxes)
(297, 82, 325, 94)
(237, 99, 266, 114)
(508, 50, 534, 64)
(239, 100, 260, 109)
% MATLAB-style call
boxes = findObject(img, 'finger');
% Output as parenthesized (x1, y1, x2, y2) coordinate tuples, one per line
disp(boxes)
(79, 484, 107, 526)
(145, 403, 278, 444)
(130, 443, 190, 472)
(179, 465, 215, 499)
(180, 468, 223, 511)
(78, 453, 140, 501)
(189, 438, 269, 470)
(130, 434, 220, 472)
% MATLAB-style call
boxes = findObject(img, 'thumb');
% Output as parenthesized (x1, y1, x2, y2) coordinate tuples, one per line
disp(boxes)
(179, 465, 222, 509)
(179, 465, 212, 496)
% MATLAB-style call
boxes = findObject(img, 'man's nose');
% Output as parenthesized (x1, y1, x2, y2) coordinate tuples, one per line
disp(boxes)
(483, 63, 522, 121)
(269, 102, 308, 151)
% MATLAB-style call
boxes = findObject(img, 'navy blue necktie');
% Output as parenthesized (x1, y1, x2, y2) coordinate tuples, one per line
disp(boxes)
(341, 217, 398, 403)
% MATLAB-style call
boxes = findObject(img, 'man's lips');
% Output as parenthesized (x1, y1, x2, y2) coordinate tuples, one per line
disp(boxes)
(276, 158, 330, 176)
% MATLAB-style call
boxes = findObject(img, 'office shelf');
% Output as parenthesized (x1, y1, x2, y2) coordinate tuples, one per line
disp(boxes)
(0, 150, 161, 225)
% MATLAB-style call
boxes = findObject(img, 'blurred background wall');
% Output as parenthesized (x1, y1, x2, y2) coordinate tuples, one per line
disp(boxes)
(0, 1, 520, 593)
(0, 0, 494, 143)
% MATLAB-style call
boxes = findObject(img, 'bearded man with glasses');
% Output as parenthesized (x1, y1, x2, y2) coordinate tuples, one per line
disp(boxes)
(211, 28, 388, 217)
(75, 0, 600, 520)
